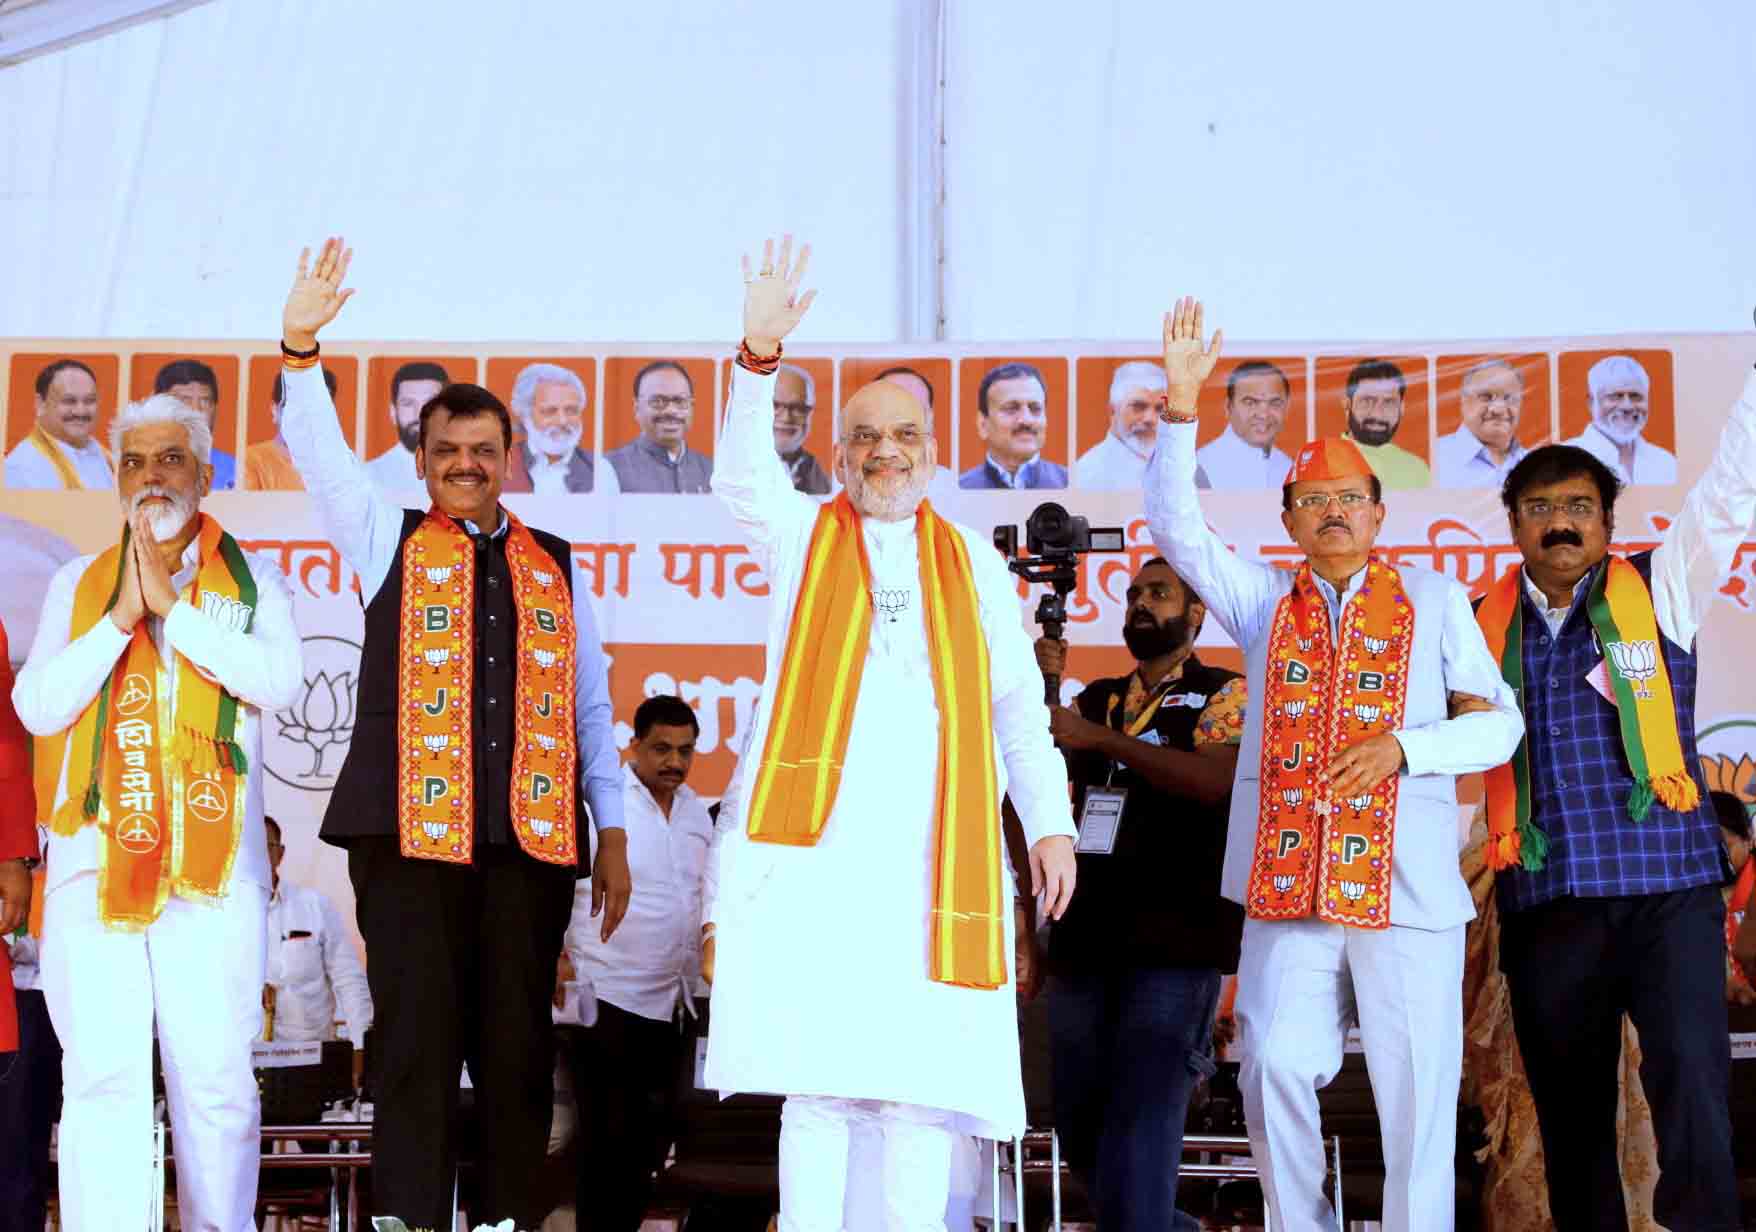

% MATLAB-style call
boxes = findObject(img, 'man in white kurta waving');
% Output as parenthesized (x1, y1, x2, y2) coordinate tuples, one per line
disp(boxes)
(1145, 298, 1525, 1232)
(706, 236, 1078, 1230)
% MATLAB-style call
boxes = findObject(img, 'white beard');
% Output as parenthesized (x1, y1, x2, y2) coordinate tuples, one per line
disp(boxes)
(847, 459, 931, 521)
(1593, 411, 1646, 446)
(129, 485, 198, 541)
(527, 422, 583, 460)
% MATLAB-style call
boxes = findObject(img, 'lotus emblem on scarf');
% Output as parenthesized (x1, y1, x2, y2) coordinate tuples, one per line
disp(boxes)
(1273, 874, 1296, 893)
(424, 648, 451, 668)
(1281, 787, 1303, 807)
(1283, 700, 1307, 719)
(1345, 793, 1375, 812)
(532, 648, 558, 669)
(1353, 702, 1381, 726)
(1606, 639, 1659, 699)
(532, 733, 557, 751)
(531, 820, 554, 838)
(531, 569, 555, 587)
(423, 734, 450, 752)
(1339, 879, 1366, 901)
(1363, 635, 1389, 655)
(422, 821, 449, 843)
(425, 566, 453, 584)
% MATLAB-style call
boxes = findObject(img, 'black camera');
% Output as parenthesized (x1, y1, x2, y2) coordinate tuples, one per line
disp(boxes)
(994, 502, 1125, 703)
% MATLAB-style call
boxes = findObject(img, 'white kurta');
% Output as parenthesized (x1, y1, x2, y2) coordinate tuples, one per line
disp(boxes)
(705, 366, 1074, 1141)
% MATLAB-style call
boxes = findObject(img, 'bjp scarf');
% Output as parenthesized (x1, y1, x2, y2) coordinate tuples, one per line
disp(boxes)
(396, 509, 578, 865)
(27, 424, 108, 490)
(1476, 558, 1701, 872)
(43, 515, 254, 929)
(1246, 557, 1415, 930)
(746, 494, 1006, 989)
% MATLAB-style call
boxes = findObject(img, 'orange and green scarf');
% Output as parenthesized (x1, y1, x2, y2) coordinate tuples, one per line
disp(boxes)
(1476, 558, 1700, 872)
(1247, 557, 1414, 930)
(27, 424, 109, 490)
(746, 494, 1006, 989)
(396, 509, 578, 866)
(45, 515, 254, 929)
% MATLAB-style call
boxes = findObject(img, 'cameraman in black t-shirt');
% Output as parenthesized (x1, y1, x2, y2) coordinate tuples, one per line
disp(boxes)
(1034, 555, 1246, 1231)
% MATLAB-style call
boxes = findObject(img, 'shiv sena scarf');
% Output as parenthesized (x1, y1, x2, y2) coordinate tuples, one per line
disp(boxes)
(1246, 557, 1414, 930)
(1475, 558, 1701, 873)
(746, 494, 1006, 989)
(396, 509, 578, 865)
(43, 515, 254, 929)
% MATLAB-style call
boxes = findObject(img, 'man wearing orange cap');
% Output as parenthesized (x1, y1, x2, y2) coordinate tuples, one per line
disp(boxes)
(1144, 298, 1523, 1232)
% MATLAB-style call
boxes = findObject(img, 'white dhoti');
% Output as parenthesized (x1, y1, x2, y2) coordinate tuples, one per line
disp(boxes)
(783, 1097, 958, 1232)
(43, 871, 268, 1232)
(1235, 916, 1464, 1232)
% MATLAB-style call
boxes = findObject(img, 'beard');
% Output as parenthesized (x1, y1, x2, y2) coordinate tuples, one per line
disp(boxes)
(846, 457, 931, 521)
(527, 421, 582, 460)
(128, 484, 198, 541)
(397, 420, 422, 453)
(1122, 611, 1194, 660)
(1593, 410, 1647, 445)
(1348, 411, 1398, 447)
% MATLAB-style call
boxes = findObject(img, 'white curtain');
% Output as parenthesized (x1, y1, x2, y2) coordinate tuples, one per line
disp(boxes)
(2, 0, 1754, 344)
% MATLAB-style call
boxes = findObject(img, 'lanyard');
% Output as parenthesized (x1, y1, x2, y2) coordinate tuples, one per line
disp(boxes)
(1105, 675, 1178, 739)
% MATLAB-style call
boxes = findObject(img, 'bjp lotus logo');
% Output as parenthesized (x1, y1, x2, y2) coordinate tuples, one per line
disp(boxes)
(1606, 639, 1659, 699)
(268, 635, 362, 792)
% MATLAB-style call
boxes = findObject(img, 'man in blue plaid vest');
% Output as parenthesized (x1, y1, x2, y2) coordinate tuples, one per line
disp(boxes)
(1485, 358, 1756, 1231)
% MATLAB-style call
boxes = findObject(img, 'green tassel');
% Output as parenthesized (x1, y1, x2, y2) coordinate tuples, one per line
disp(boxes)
(81, 778, 101, 819)
(1627, 778, 1654, 823)
(229, 743, 248, 775)
(1517, 818, 1550, 872)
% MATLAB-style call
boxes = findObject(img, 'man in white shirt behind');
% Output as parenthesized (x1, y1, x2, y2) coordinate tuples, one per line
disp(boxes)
(562, 695, 712, 1232)
(1563, 354, 1678, 486)
(3, 359, 114, 491)
(1075, 360, 1180, 490)
(260, 817, 373, 1053)
(1195, 359, 1295, 489)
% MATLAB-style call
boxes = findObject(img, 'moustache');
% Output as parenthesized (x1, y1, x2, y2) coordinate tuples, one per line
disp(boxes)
(1541, 528, 1584, 549)
(1320, 519, 1348, 533)
(446, 470, 488, 484)
(863, 459, 912, 475)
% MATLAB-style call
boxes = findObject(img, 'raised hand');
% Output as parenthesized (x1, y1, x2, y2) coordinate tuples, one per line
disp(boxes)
(1161, 296, 1223, 416)
(283, 237, 355, 351)
(132, 508, 180, 618)
(741, 234, 818, 355)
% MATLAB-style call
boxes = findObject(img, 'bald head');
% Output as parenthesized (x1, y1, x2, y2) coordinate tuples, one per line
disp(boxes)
(836, 380, 936, 521)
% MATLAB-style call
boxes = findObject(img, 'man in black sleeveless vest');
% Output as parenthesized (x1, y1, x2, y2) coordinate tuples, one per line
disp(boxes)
(275, 238, 631, 1230)
(1034, 557, 1246, 1231)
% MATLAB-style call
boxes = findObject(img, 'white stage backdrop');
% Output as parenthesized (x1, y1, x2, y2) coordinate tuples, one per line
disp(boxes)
(4, 330, 1756, 960)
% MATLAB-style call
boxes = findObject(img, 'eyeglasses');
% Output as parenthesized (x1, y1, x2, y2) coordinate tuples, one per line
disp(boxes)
(641, 395, 694, 413)
(1290, 491, 1373, 512)
(772, 401, 813, 422)
(844, 425, 928, 450)
(1519, 499, 1598, 520)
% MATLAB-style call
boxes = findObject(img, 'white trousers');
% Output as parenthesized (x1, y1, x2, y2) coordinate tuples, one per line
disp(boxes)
(1235, 917, 1464, 1232)
(43, 871, 268, 1232)
(778, 1095, 958, 1232)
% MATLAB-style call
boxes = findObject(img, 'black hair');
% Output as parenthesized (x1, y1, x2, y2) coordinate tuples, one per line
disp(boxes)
(35, 358, 97, 400)
(418, 383, 513, 451)
(1344, 358, 1406, 401)
(1500, 444, 1622, 521)
(873, 365, 935, 409)
(977, 362, 1046, 416)
(153, 358, 220, 400)
(1712, 791, 1752, 843)
(391, 361, 451, 404)
(272, 367, 339, 404)
(634, 360, 694, 401)
(1226, 359, 1290, 403)
(633, 694, 699, 740)
(1280, 472, 1382, 511)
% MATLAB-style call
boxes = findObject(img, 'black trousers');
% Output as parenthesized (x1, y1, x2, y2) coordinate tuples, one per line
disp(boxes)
(562, 1001, 684, 1232)
(0, 989, 62, 1232)
(349, 835, 576, 1231)
(1499, 883, 1738, 1231)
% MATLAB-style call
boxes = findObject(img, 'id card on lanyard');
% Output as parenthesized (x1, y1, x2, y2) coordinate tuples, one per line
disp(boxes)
(1075, 680, 1177, 855)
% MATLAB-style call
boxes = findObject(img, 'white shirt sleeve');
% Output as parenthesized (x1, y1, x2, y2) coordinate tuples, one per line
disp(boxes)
(162, 552, 303, 712)
(1391, 579, 1527, 778)
(276, 363, 405, 601)
(319, 892, 373, 1048)
(11, 557, 130, 737)
(702, 729, 755, 928)
(710, 366, 819, 573)
(968, 532, 1075, 851)
(1145, 420, 1288, 650)
(1648, 367, 1756, 647)
(569, 557, 623, 832)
